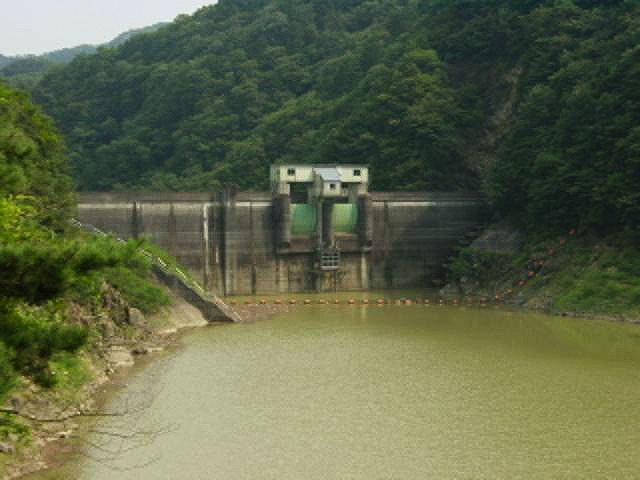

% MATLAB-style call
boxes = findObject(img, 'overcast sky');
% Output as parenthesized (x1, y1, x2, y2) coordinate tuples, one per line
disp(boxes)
(1, 0, 216, 56)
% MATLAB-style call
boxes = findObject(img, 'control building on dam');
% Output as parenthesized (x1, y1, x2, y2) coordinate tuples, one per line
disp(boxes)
(77, 164, 489, 295)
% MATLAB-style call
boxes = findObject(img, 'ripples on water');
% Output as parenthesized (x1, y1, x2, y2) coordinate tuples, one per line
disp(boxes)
(31, 300, 640, 479)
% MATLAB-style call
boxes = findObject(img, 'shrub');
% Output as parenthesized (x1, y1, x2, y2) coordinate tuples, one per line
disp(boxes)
(448, 247, 513, 289)
(102, 266, 170, 314)
(0, 342, 16, 401)
(0, 301, 88, 387)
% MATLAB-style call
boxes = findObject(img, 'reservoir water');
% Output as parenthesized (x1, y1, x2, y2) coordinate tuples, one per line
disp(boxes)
(33, 299, 640, 479)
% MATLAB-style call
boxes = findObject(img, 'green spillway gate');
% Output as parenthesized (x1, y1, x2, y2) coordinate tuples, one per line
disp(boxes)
(291, 204, 317, 235)
(291, 203, 358, 235)
(333, 203, 358, 234)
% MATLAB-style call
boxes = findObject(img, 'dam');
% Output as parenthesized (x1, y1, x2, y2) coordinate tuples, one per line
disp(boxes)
(77, 165, 489, 295)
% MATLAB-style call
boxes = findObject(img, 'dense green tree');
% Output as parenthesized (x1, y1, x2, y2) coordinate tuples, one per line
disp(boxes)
(0, 80, 74, 228)
(0, 83, 81, 387)
(490, 1, 640, 235)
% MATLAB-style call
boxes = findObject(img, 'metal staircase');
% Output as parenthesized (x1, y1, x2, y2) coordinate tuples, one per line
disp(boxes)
(318, 248, 341, 271)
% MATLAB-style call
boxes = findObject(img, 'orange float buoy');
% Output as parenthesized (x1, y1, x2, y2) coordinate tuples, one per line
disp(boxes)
(362, 299, 370, 305)
(318, 299, 327, 305)
(377, 299, 385, 305)
(334, 299, 341, 304)
(404, 299, 413, 305)
(244, 300, 253, 305)
(507, 288, 513, 295)
(259, 299, 267, 305)
(548, 249, 556, 256)
(348, 299, 356, 305)
(518, 280, 526, 287)
(274, 299, 283, 305)
(528, 271, 535, 278)
(495, 294, 501, 301)
(230, 300, 238, 306)
(289, 299, 297, 305)
(569, 228, 577, 236)
(304, 299, 311, 305)
(453, 299, 459, 305)
(538, 261, 545, 268)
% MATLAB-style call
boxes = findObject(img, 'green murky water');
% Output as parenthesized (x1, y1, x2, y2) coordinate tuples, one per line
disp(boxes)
(32, 299, 640, 479)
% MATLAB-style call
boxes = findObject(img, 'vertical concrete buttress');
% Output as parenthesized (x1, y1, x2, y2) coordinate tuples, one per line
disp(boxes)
(358, 194, 373, 247)
(202, 203, 211, 289)
(223, 188, 237, 296)
(360, 252, 369, 290)
(168, 204, 177, 253)
(212, 193, 224, 293)
(132, 201, 140, 239)
(315, 199, 324, 249)
(249, 201, 257, 294)
(383, 201, 392, 288)
(274, 194, 291, 248)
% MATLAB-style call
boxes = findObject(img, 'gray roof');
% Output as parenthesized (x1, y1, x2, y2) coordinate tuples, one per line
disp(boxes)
(314, 167, 341, 182)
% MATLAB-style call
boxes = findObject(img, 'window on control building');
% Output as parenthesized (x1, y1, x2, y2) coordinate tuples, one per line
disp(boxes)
(354, 169, 361, 176)
(287, 168, 296, 176)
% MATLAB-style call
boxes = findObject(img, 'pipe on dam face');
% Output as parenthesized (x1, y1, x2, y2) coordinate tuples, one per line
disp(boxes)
(358, 194, 373, 247)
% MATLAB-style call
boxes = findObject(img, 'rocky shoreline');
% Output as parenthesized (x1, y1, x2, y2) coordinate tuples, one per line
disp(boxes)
(0, 291, 209, 480)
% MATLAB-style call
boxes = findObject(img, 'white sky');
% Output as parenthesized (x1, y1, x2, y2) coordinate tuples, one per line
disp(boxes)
(0, 0, 216, 56)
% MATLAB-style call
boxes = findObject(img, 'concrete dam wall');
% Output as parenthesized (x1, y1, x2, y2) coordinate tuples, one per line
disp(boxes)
(77, 191, 489, 295)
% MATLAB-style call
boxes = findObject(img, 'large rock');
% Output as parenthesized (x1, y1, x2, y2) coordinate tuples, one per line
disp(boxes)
(0, 442, 15, 454)
(106, 346, 135, 370)
(127, 307, 147, 327)
(470, 224, 522, 254)
(440, 282, 462, 298)
(98, 316, 115, 338)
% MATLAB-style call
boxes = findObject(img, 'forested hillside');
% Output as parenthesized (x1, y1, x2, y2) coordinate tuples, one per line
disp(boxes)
(0, 23, 168, 90)
(33, 0, 639, 237)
